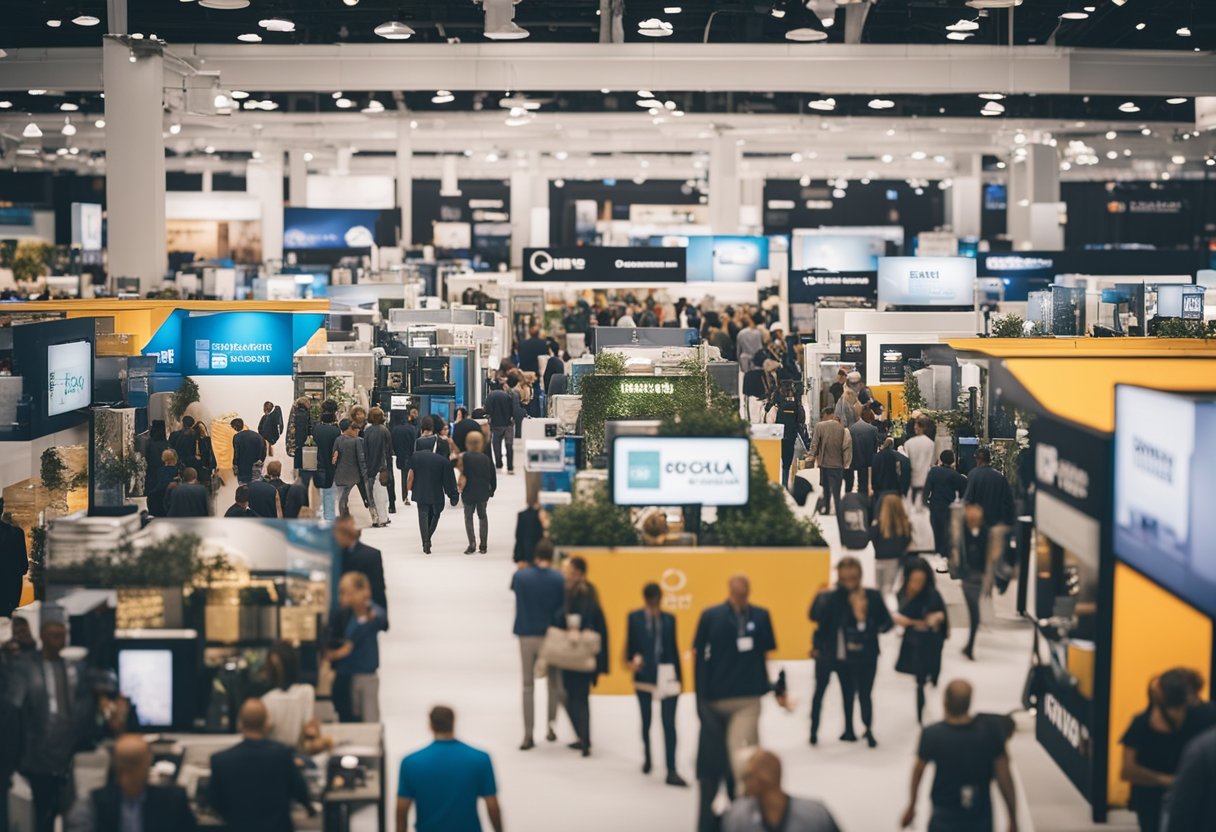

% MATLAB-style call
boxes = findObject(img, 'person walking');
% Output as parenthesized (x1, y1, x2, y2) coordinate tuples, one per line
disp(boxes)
(832, 556, 893, 747)
(871, 437, 911, 504)
(963, 446, 1015, 596)
(414, 416, 452, 458)
(626, 582, 687, 786)
(66, 734, 197, 832)
(332, 418, 371, 521)
(168, 415, 198, 472)
(767, 383, 806, 490)
(407, 443, 459, 555)
(166, 467, 210, 517)
(903, 415, 936, 503)
(510, 540, 565, 750)
(396, 706, 503, 832)
(894, 558, 949, 725)
(258, 401, 284, 456)
(1165, 725, 1216, 832)
(335, 514, 388, 618)
(310, 410, 341, 521)
(872, 493, 913, 600)
(735, 316, 763, 377)
(363, 406, 393, 527)
(191, 420, 218, 497)
(924, 449, 968, 558)
(458, 431, 496, 555)
(146, 448, 180, 516)
(450, 407, 478, 453)
(808, 583, 846, 748)
(224, 485, 256, 518)
(1120, 672, 1193, 832)
(486, 381, 515, 473)
(247, 462, 284, 518)
(143, 419, 171, 494)
(808, 407, 851, 516)
(693, 576, 789, 783)
(230, 418, 267, 485)
(391, 410, 418, 507)
(209, 699, 315, 832)
(722, 749, 840, 832)
(555, 556, 609, 756)
(960, 504, 995, 660)
(325, 571, 387, 723)
(285, 398, 312, 479)
(902, 680, 1018, 832)
(846, 407, 880, 496)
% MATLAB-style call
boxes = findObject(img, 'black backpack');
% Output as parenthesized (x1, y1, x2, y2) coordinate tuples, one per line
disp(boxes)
(836, 492, 871, 550)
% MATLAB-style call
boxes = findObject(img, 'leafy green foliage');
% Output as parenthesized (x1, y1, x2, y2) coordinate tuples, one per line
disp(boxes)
(169, 377, 201, 423)
(712, 454, 825, 547)
(549, 497, 639, 548)
(11, 241, 53, 283)
(1155, 319, 1216, 339)
(40, 448, 69, 492)
(47, 532, 233, 589)
(903, 368, 927, 413)
(991, 314, 1028, 338)
(580, 372, 711, 459)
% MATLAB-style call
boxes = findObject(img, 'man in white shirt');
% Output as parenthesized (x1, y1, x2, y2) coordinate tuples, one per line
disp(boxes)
(902, 415, 936, 504)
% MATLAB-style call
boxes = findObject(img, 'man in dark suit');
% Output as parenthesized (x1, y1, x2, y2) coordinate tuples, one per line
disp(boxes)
(406, 447, 459, 555)
(165, 468, 210, 518)
(485, 384, 515, 473)
(67, 734, 197, 832)
(168, 416, 199, 470)
(451, 407, 481, 453)
(282, 473, 309, 519)
(390, 412, 418, 506)
(223, 485, 256, 518)
(209, 699, 314, 832)
(247, 466, 283, 518)
(230, 418, 267, 485)
(334, 514, 388, 623)
(870, 437, 910, 507)
(1, 499, 28, 618)
(626, 583, 687, 787)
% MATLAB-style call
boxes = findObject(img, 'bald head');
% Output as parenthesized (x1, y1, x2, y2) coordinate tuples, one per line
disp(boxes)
(114, 735, 152, 799)
(944, 679, 973, 718)
(728, 575, 750, 610)
(238, 698, 270, 737)
(741, 749, 783, 798)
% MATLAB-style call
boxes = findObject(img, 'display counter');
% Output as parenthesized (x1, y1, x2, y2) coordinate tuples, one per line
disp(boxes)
(561, 546, 831, 695)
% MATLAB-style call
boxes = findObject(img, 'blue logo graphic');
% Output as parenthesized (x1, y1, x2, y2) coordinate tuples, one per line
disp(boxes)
(627, 451, 662, 489)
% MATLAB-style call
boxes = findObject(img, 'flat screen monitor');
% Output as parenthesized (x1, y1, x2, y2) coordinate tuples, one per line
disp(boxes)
(118, 649, 174, 728)
(611, 435, 750, 507)
(877, 257, 977, 308)
(798, 234, 885, 272)
(47, 340, 93, 417)
(1113, 386, 1216, 616)
(686, 236, 770, 283)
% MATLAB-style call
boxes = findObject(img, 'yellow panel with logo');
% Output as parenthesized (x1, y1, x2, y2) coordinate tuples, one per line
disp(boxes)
(565, 547, 831, 696)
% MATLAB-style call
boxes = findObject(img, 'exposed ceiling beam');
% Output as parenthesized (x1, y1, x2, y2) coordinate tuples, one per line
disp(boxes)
(2, 44, 1214, 97)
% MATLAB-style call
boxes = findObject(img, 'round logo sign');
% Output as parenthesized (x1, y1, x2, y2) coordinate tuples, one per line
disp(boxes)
(529, 249, 554, 275)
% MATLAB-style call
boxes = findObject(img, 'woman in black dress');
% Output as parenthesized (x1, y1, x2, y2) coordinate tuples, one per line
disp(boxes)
(555, 556, 608, 756)
(894, 557, 948, 725)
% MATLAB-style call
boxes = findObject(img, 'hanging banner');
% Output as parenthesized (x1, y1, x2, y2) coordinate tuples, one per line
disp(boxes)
(522, 247, 687, 283)
(789, 271, 878, 304)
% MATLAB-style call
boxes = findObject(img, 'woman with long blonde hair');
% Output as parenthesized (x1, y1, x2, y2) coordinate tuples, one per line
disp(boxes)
(871, 493, 912, 599)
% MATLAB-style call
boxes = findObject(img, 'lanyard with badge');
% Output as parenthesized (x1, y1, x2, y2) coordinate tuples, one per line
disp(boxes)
(736, 609, 755, 653)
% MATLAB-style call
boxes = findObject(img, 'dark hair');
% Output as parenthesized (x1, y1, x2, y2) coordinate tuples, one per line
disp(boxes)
(321, 411, 336, 424)
(533, 539, 555, 563)
(267, 642, 299, 691)
(455, 406, 468, 420)
(975, 446, 992, 465)
(235, 484, 250, 504)
(339, 418, 353, 432)
(821, 406, 835, 417)
(230, 418, 244, 431)
(643, 582, 661, 603)
(1159, 669, 1194, 710)
(899, 557, 937, 598)
(569, 556, 588, 576)
(507, 375, 519, 388)
(944, 682, 972, 718)
(940, 449, 956, 466)
(182, 415, 195, 429)
(472, 408, 487, 420)
(429, 705, 455, 734)
(432, 416, 446, 434)
(181, 467, 198, 483)
(419, 416, 435, 434)
(321, 399, 338, 413)
(150, 419, 167, 442)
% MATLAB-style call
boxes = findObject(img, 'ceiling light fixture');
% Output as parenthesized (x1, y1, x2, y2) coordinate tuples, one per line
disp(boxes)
(1105, 130, 1117, 139)
(28, 89, 46, 96)
(786, 27, 828, 42)
(169, 122, 182, 134)
(94, 118, 105, 128)
(880, 154, 894, 163)
(23, 123, 43, 139)
(1176, 26, 1192, 36)
(947, 19, 979, 32)
(664, 6, 683, 13)
(635, 98, 659, 108)
(362, 99, 385, 114)
(484, 0, 529, 39)
(374, 20, 416, 39)
(61, 118, 76, 137)
(1060, 9, 1089, 20)
(808, 97, 836, 111)
(638, 18, 674, 37)
(1135, 22, 1146, 30)
(237, 33, 262, 42)
(979, 92, 1006, 100)
(868, 98, 895, 110)
(47, 19, 63, 28)
(59, 102, 79, 111)
(1165, 97, 1187, 104)
(432, 90, 455, 104)
(335, 98, 354, 109)
(1118, 101, 1140, 113)
(230, 90, 249, 99)
(259, 18, 296, 32)
(343, 0, 360, 5)
(1171, 155, 1186, 164)
(199, 0, 251, 8)
(72, 15, 101, 26)
(965, 0, 1023, 8)
(946, 31, 974, 40)
(0, 101, 13, 109)
(771, 3, 787, 19)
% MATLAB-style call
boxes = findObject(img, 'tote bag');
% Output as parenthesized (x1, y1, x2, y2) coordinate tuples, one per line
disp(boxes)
(538, 625, 601, 673)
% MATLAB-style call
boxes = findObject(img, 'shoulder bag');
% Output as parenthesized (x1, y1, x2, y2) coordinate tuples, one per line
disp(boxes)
(538, 625, 601, 673)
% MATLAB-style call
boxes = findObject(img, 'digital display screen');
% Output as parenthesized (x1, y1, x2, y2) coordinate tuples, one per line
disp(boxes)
(47, 340, 92, 417)
(283, 208, 383, 250)
(611, 436, 751, 507)
(1113, 386, 1216, 616)
(118, 649, 174, 728)
(686, 236, 770, 283)
(797, 234, 885, 272)
(877, 256, 977, 307)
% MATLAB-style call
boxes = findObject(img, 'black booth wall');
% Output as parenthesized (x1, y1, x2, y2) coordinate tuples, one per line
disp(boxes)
(762, 179, 946, 245)
(1060, 180, 1216, 249)
(548, 179, 703, 246)
(409, 179, 512, 268)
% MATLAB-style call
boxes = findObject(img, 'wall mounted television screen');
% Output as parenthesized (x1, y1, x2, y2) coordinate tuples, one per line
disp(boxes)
(877, 256, 977, 307)
(47, 339, 93, 417)
(797, 234, 886, 272)
(686, 236, 770, 282)
(1113, 385, 1216, 616)
(610, 435, 750, 507)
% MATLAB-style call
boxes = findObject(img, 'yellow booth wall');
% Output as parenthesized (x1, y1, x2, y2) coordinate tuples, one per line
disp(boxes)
(566, 547, 831, 696)
(1107, 562, 1213, 807)
(752, 438, 782, 486)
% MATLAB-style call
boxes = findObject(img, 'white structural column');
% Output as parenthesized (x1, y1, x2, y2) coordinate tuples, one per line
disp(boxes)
(1007, 143, 1063, 250)
(529, 155, 550, 249)
(247, 151, 284, 264)
(948, 154, 983, 240)
(708, 134, 741, 235)
(509, 152, 540, 268)
(288, 149, 309, 206)
(102, 37, 166, 287)
(740, 177, 764, 234)
(395, 122, 413, 247)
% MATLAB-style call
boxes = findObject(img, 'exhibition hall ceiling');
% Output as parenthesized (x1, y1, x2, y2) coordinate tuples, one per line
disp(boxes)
(4, 0, 1214, 49)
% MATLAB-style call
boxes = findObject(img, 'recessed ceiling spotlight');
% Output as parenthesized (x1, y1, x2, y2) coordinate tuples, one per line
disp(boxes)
(785, 28, 829, 42)
(1123, 148, 1132, 156)
(237, 33, 262, 42)
(947, 19, 979, 32)
(230, 90, 249, 100)
(910, 151, 927, 160)
(1083, 5, 1096, 12)
(1172, 155, 1186, 164)
(257, 99, 278, 110)
(28, 89, 47, 96)
(664, 6, 683, 13)
(343, 0, 360, 5)
(1176, 27, 1192, 37)
(1140, 126, 1152, 136)
(362, 99, 385, 113)
(432, 90, 455, 104)
(638, 18, 674, 37)
(771, 5, 787, 19)
(94, 118, 105, 128)
(23, 122, 43, 138)
(259, 18, 295, 33)
(1111, 0, 1127, 5)
(46, 19, 63, 28)
(672, 110, 685, 117)
(1135, 22, 1146, 30)
(600, 88, 611, 94)
(374, 20, 416, 39)
(868, 98, 895, 110)
(979, 92, 1006, 100)
(880, 154, 894, 163)
(59, 102, 79, 111)
(946, 31, 974, 40)
(72, 15, 101, 26)
(199, 0, 251, 8)
(0, 101, 12, 109)
(822, 16, 835, 27)
(635, 98, 659, 108)
(995, 161, 1006, 169)
(965, 0, 1023, 8)
(1059, 9, 1088, 19)
(335, 98, 354, 109)
(204, 146, 216, 154)
(1118, 101, 1140, 113)
(1105, 130, 1117, 139)
(1106, 150, 1119, 160)
(808, 97, 836, 111)
(61, 118, 76, 137)
(1165, 97, 1187, 104)
(169, 122, 182, 134)
(332, 91, 343, 99)
(637, 90, 653, 98)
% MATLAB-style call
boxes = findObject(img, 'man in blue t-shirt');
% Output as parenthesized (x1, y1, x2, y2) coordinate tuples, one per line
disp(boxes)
(397, 706, 502, 832)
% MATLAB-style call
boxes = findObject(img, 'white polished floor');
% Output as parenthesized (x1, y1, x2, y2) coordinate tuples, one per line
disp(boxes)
(339, 468, 1130, 832)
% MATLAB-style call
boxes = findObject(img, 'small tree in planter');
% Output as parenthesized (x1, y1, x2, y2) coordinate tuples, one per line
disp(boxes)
(168, 377, 201, 426)
(11, 241, 53, 285)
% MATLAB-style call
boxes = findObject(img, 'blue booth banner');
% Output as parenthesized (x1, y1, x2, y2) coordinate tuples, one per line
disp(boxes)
(284, 208, 382, 250)
(142, 311, 325, 376)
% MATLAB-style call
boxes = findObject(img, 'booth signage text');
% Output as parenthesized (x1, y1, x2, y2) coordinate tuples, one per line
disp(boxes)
(788, 270, 878, 304)
(522, 247, 687, 283)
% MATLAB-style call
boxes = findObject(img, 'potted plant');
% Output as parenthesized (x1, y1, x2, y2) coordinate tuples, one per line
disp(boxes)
(11, 241, 52, 286)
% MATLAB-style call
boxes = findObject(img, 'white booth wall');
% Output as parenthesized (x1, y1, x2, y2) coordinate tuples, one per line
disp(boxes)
(0, 424, 90, 494)
(814, 308, 979, 378)
(189, 376, 296, 461)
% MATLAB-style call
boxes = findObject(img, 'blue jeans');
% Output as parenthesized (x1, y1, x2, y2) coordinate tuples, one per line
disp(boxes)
(318, 487, 336, 521)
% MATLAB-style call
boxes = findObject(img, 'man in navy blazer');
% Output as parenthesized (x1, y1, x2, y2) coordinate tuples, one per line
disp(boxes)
(67, 734, 197, 832)
(406, 448, 459, 554)
(626, 583, 687, 787)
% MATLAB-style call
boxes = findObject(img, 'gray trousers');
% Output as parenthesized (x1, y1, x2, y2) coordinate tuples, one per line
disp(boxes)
(491, 426, 514, 471)
(351, 673, 380, 722)
(876, 558, 904, 600)
(463, 500, 488, 548)
(709, 696, 763, 782)
(519, 635, 562, 740)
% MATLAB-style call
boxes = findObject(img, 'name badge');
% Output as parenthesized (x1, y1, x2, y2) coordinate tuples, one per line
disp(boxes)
(737, 636, 755, 653)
